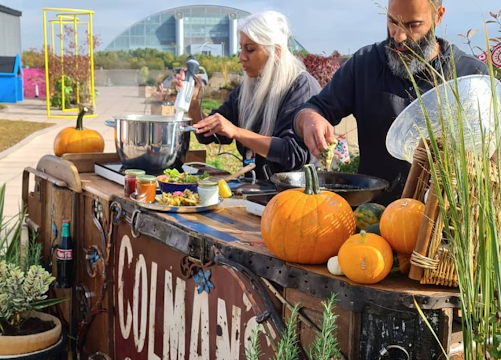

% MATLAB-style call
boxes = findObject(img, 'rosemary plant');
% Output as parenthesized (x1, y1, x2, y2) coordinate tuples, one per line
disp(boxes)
(308, 294, 341, 360)
(245, 294, 341, 360)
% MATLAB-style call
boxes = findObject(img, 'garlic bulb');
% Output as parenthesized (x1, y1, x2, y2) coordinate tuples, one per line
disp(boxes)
(327, 256, 344, 276)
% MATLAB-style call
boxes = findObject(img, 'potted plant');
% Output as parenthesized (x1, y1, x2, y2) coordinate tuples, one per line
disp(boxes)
(0, 183, 65, 355)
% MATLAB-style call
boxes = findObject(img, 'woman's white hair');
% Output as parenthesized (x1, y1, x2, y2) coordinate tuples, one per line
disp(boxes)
(237, 11, 306, 136)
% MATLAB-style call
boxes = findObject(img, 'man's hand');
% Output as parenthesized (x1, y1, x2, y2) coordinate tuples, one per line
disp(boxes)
(193, 113, 238, 139)
(295, 109, 336, 158)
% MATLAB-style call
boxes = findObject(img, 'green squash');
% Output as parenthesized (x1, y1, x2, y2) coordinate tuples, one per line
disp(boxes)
(365, 223, 381, 236)
(389, 251, 411, 275)
(354, 203, 386, 231)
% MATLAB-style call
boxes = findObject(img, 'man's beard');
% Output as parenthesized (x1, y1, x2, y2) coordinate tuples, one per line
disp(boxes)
(386, 28, 436, 79)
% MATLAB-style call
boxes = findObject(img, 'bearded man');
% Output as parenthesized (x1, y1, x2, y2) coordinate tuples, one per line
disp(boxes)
(293, 0, 488, 205)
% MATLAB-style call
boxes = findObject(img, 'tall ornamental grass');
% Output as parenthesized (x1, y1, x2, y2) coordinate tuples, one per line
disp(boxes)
(404, 21, 501, 359)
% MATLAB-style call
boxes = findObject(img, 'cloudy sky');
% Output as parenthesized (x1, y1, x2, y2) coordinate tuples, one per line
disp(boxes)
(3, 0, 498, 55)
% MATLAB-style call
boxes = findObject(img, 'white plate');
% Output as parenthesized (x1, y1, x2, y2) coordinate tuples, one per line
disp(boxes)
(130, 193, 223, 213)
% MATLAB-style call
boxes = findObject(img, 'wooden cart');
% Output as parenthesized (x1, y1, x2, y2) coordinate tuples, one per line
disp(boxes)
(22, 153, 462, 360)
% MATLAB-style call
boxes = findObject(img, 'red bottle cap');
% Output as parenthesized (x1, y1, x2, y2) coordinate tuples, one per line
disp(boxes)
(63, 220, 70, 224)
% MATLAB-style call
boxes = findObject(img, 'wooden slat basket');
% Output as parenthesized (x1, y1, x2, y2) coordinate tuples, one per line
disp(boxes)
(402, 140, 500, 287)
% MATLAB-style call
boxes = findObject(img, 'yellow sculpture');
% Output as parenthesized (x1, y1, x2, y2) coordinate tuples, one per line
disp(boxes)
(43, 8, 97, 118)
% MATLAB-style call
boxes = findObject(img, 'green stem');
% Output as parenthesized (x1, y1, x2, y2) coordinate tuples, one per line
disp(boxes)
(76, 107, 88, 130)
(359, 230, 367, 244)
(304, 164, 320, 195)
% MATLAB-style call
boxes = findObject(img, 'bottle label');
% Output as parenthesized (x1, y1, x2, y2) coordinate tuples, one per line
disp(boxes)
(57, 248, 73, 260)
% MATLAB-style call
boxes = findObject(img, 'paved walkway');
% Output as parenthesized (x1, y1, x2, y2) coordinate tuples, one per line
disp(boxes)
(0, 86, 148, 218)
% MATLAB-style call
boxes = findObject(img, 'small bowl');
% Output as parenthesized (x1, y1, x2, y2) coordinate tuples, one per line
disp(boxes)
(156, 175, 198, 193)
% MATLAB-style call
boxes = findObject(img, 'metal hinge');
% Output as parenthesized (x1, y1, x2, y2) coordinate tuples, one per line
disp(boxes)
(188, 232, 206, 265)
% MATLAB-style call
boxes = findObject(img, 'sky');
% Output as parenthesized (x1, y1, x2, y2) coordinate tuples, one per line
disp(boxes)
(2, 0, 499, 56)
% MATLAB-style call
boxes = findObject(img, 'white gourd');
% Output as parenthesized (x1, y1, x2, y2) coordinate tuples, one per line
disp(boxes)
(327, 256, 344, 276)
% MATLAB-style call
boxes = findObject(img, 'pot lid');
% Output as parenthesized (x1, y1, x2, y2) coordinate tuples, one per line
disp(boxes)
(124, 169, 146, 176)
(113, 114, 191, 122)
(136, 175, 157, 182)
(198, 179, 219, 187)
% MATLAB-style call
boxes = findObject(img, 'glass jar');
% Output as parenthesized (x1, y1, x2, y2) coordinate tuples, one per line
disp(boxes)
(197, 180, 219, 206)
(124, 169, 145, 197)
(135, 175, 157, 203)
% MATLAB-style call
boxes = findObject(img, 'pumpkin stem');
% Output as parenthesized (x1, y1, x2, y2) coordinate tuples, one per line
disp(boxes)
(359, 230, 368, 244)
(304, 164, 320, 195)
(76, 107, 88, 131)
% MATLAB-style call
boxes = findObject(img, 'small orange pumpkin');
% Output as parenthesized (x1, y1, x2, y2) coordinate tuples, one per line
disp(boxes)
(338, 230, 393, 284)
(53, 107, 105, 157)
(261, 164, 356, 264)
(379, 198, 425, 254)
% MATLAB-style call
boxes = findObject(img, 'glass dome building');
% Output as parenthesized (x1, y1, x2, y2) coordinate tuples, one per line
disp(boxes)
(105, 5, 306, 56)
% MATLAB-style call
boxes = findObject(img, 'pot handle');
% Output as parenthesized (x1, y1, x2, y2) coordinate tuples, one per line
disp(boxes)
(262, 164, 273, 181)
(386, 173, 402, 193)
(105, 120, 116, 127)
(180, 125, 197, 132)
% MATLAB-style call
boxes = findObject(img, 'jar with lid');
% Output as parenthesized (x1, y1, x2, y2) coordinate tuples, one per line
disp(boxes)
(135, 175, 157, 203)
(197, 180, 219, 206)
(124, 169, 145, 197)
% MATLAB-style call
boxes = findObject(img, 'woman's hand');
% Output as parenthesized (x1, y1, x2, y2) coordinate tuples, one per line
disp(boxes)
(174, 68, 202, 107)
(193, 113, 239, 139)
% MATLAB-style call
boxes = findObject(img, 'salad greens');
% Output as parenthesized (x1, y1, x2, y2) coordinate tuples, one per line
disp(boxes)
(163, 169, 210, 184)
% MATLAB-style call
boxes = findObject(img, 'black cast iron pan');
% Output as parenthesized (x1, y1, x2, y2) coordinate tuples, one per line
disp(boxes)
(263, 165, 390, 207)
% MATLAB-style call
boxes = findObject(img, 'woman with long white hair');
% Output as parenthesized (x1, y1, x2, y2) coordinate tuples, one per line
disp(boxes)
(177, 10, 321, 179)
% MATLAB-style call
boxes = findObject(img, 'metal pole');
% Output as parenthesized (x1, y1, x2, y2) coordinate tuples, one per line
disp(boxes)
(74, 14, 79, 104)
(43, 10, 51, 118)
(60, 16, 66, 111)
(51, 22, 55, 55)
(89, 12, 96, 111)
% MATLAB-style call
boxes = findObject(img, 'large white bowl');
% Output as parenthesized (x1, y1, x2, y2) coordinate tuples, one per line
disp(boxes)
(386, 75, 501, 163)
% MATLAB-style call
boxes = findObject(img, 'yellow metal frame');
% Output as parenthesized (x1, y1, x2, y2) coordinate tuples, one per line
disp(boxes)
(43, 8, 97, 118)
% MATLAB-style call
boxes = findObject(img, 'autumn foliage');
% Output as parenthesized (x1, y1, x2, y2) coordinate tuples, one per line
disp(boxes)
(301, 51, 344, 88)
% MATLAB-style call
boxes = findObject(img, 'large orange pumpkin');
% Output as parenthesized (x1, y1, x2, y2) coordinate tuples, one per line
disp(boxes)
(53, 107, 105, 157)
(338, 230, 393, 284)
(379, 198, 425, 254)
(261, 164, 356, 264)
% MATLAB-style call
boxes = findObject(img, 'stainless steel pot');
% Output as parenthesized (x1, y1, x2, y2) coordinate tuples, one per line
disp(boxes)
(105, 114, 195, 170)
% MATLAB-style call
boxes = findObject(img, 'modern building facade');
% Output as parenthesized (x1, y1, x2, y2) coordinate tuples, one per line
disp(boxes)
(105, 5, 306, 56)
(0, 4, 22, 56)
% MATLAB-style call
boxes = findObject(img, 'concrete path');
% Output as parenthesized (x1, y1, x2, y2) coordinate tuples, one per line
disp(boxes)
(0, 86, 148, 218)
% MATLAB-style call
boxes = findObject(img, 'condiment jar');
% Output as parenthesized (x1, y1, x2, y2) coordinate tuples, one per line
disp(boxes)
(135, 175, 157, 203)
(197, 179, 219, 206)
(124, 169, 145, 197)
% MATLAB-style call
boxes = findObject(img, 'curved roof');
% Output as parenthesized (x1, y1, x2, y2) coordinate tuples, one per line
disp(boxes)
(105, 5, 306, 53)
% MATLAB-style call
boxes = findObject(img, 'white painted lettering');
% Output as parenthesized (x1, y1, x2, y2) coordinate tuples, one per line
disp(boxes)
(133, 255, 148, 352)
(244, 316, 277, 350)
(118, 235, 133, 339)
(215, 298, 241, 360)
(163, 271, 187, 360)
(189, 291, 210, 360)
(148, 262, 160, 360)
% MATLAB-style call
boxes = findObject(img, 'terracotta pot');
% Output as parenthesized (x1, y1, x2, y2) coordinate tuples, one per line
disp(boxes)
(0, 311, 62, 356)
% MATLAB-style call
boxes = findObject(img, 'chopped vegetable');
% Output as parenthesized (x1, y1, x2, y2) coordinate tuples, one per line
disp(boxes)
(318, 138, 338, 170)
(157, 189, 201, 206)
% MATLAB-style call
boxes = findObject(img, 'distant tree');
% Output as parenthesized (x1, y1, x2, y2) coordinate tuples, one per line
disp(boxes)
(22, 49, 45, 68)
(300, 51, 343, 88)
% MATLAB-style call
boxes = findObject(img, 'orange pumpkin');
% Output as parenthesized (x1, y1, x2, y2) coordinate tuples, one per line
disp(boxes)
(379, 198, 425, 254)
(53, 107, 105, 157)
(338, 230, 393, 284)
(261, 164, 356, 264)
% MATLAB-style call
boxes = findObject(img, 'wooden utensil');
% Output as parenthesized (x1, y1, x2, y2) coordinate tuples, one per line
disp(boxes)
(218, 163, 256, 198)
(223, 163, 256, 182)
